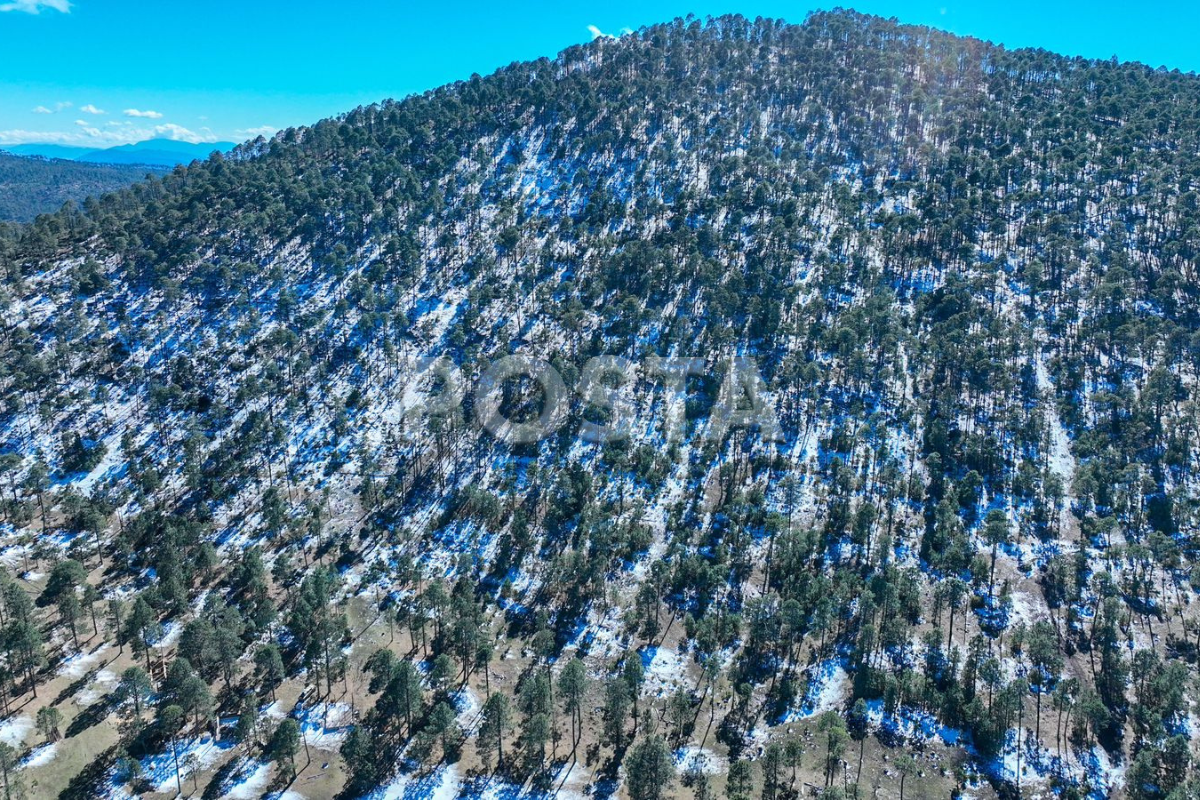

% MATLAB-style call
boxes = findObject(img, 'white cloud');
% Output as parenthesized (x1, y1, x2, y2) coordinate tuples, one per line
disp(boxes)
(152, 123, 216, 144)
(123, 108, 163, 119)
(0, 0, 70, 13)
(0, 129, 99, 145)
(237, 125, 276, 138)
(0, 129, 62, 144)
(32, 101, 70, 114)
(0, 121, 216, 147)
(587, 24, 628, 40)
(79, 104, 105, 115)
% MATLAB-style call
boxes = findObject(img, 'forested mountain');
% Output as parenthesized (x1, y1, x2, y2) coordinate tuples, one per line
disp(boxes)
(0, 9, 1199, 799)
(0, 153, 167, 222)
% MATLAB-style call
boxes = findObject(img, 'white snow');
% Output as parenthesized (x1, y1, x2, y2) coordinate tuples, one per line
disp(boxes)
(786, 658, 850, 720)
(75, 667, 119, 707)
(225, 760, 272, 799)
(0, 716, 32, 747)
(296, 701, 354, 750)
(139, 732, 233, 793)
(676, 745, 726, 776)
(152, 620, 182, 650)
(453, 687, 481, 734)
(1007, 591, 1044, 627)
(22, 742, 57, 769)
(372, 764, 462, 800)
(641, 646, 688, 698)
(58, 645, 109, 679)
(1035, 356, 1075, 518)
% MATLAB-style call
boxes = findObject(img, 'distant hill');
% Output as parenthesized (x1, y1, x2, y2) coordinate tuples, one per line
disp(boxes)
(0, 151, 167, 222)
(78, 138, 237, 166)
(3, 138, 235, 167)
(2, 144, 95, 160)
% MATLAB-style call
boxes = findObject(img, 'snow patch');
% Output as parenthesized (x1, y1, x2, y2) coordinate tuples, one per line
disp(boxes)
(371, 763, 462, 800)
(225, 760, 272, 799)
(22, 742, 57, 769)
(0, 716, 32, 747)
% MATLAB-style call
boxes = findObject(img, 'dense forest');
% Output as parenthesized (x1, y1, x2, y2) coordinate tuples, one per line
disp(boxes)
(0, 153, 167, 223)
(0, 8, 1198, 799)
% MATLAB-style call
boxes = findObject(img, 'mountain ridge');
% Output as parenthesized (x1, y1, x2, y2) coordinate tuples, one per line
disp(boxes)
(3, 137, 236, 168)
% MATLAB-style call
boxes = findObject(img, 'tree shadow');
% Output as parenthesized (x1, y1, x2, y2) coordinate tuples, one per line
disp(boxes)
(64, 695, 115, 738)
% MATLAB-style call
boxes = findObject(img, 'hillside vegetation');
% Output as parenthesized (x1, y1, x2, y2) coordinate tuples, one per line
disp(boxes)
(0, 10, 1199, 800)
(0, 153, 166, 223)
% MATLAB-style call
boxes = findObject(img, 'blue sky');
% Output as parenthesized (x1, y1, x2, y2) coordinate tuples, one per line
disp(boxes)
(1, 0, 1196, 148)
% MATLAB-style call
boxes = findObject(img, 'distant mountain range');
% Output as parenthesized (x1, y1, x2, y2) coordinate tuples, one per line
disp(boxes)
(2, 138, 236, 167)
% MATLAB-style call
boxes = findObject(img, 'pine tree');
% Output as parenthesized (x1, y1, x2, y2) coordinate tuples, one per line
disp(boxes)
(726, 759, 754, 800)
(269, 718, 301, 779)
(818, 711, 848, 789)
(558, 656, 587, 752)
(603, 677, 631, 751)
(626, 735, 676, 800)
(479, 692, 512, 770)
(0, 742, 25, 800)
(116, 666, 153, 727)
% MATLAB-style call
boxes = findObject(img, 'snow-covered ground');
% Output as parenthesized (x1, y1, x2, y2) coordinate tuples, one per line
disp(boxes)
(371, 764, 462, 800)
(295, 701, 355, 750)
(224, 760, 273, 799)
(790, 658, 850, 719)
(138, 732, 234, 793)
(57, 645, 110, 679)
(453, 687, 482, 734)
(676, 745, 726, 776)
(641, 646, 689, 698)
(75, 668, 119, 707)
(0, 715, 32, 747)
(22, 742, 57, 769)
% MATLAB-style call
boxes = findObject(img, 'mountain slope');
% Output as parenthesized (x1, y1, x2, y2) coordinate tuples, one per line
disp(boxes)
(0, 151, 167, 222)
(0, 10, 1199, 799)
